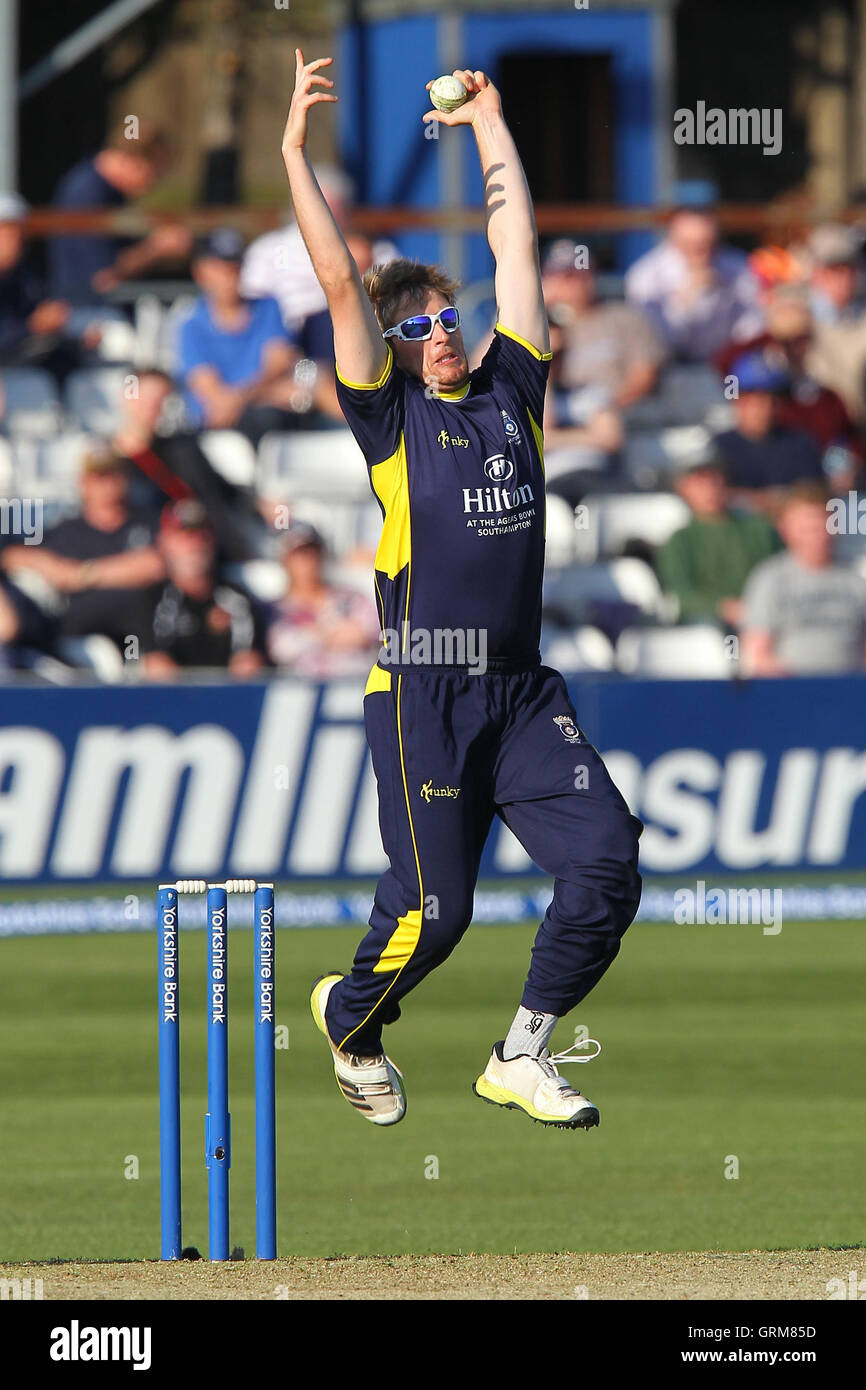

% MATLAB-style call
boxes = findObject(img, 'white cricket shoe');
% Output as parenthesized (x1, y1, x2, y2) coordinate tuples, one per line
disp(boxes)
(310, 973, 407, 1127)
(473, 1039, 601, 1129)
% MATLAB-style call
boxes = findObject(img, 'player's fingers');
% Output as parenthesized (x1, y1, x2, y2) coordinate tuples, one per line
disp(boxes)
(453, 69, 475, 90)
(473, 70, 487, 88)
(302, 93, 338, 108)
(308, 74, 335, 89)
(305, 56, 334, 74)
(422, 110, 455, 127)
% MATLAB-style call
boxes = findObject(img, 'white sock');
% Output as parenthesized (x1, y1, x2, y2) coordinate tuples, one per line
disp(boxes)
(502, 1005, 558, 1060)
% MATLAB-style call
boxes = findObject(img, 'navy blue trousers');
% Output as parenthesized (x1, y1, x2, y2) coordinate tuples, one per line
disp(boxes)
(326, 664, 643, 1055)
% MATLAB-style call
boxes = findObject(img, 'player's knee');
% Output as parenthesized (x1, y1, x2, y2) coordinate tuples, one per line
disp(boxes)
(421, 889, 473, 953)
(555, 826, 642, 938)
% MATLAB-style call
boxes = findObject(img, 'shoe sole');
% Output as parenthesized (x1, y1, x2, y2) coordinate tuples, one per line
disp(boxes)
(472, 1079, 600, 1130)
(310, 972, 407, 1127)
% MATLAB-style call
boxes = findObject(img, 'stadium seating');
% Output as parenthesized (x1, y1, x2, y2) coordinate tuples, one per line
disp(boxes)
(544, 493, 579, 567)
(0, 368, 62, 438)
(543, 624, 616, 672)
(615, 624, 733, 678)
(64, 368, 130, 436)
(14, 433, 98, 509)
(625, 363, 723, 430)
(575, 490, 691, 563)
(95, 319, 140, 364)
(258, 430, 370, 500)
(199, 431, 258, 489)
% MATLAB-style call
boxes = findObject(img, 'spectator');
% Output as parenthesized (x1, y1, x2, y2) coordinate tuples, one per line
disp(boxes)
(142, 501, 263, 678)
(714, 351, 824, 509)
(241, 164, 398, 336)
(0, 445, 163, 656)
(114, 366, 269, 560)
(266, 523, 380, 677)
(0, 193, 83, 379)
(716, 289, 862, 484)
(539, 239, 666, 502)
(625, 207, 762, 361)
(655, 458, 782, 627)
(49, 122, 190, 310)
(741, 482, 866, 675)
(179, 228, 309, 446)
(804, 223, 866, 423)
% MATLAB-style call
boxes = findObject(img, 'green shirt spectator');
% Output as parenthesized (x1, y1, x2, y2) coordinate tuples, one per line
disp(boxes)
(655, 460, 782, 626)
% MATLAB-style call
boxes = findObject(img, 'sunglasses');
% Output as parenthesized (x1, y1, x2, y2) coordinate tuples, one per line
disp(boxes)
(383, 306, 460, 342)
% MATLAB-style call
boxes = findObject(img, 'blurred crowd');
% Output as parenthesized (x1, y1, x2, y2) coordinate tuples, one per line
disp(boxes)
(1, 124, 865, 681)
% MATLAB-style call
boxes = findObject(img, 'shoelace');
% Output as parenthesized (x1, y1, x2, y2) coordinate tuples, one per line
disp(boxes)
(539, 1038, 602, 1091)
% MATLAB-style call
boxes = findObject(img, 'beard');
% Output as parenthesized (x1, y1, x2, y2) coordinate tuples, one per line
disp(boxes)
(428, 349, 469, 389)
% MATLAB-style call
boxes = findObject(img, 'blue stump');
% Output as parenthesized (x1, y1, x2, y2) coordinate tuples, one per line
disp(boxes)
(158, 885, 182, 1260)
(206, 884, 230, 1261)
(254, 883, 277, 1259)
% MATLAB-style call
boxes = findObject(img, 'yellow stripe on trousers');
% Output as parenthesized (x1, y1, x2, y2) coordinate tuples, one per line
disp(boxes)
(338, 672, 424, 1050)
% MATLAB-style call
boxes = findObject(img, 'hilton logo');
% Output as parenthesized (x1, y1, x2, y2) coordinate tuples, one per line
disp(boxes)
(484, 453, 514, 482)
(463, 482, 534, 514)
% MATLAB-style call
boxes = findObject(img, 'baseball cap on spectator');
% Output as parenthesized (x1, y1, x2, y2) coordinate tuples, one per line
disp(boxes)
(193, 227, 246, 264)
(541, 239, 587, 275)
(161, 499, 212, 534)
(0, 193, 28, 223)
(729, 350, 789, 394)
(807, 223, 862, 267)
(283, 521, 325, 554)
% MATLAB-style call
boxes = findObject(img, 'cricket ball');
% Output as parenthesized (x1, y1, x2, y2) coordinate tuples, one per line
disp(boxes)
(429, 75, 468, 113)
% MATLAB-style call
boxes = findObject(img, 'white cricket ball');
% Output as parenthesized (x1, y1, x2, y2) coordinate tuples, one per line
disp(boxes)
(429, 75, 468, 113)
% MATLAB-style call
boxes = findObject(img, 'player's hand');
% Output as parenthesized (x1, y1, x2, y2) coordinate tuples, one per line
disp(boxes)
(423, 70, 502, 128)
(282, 50, 337, 155)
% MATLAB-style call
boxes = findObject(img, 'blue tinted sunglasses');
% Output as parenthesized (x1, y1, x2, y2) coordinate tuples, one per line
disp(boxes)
(383, 306, 460, 342)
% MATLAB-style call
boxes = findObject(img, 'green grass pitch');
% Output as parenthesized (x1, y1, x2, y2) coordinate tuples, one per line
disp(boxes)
(0, 917, 862, 1260)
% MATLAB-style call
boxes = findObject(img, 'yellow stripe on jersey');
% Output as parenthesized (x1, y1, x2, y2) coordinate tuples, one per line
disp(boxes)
(364, 663, 392, 697)
(335, 344, 393, 391)
(527, 407, 545, 478)
(495, 321, 554, 362)
(370, 433, 411, 581)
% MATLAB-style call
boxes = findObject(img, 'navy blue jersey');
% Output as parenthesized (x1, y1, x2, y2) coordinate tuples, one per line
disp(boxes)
(335, 323, 552, 669)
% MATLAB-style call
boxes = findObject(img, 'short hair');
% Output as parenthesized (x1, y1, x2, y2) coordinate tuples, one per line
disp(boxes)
(362, 258, 461, 332)
(105, 120, 170, 163)
(779, 480, 829, 512)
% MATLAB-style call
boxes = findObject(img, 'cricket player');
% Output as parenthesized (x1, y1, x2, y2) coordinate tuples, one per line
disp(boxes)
(283, 52, 642, 1129)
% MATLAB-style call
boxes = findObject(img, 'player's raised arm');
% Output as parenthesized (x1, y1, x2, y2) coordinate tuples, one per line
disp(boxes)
(281, 51, 386, 385)
(424, 70, 549, 356)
